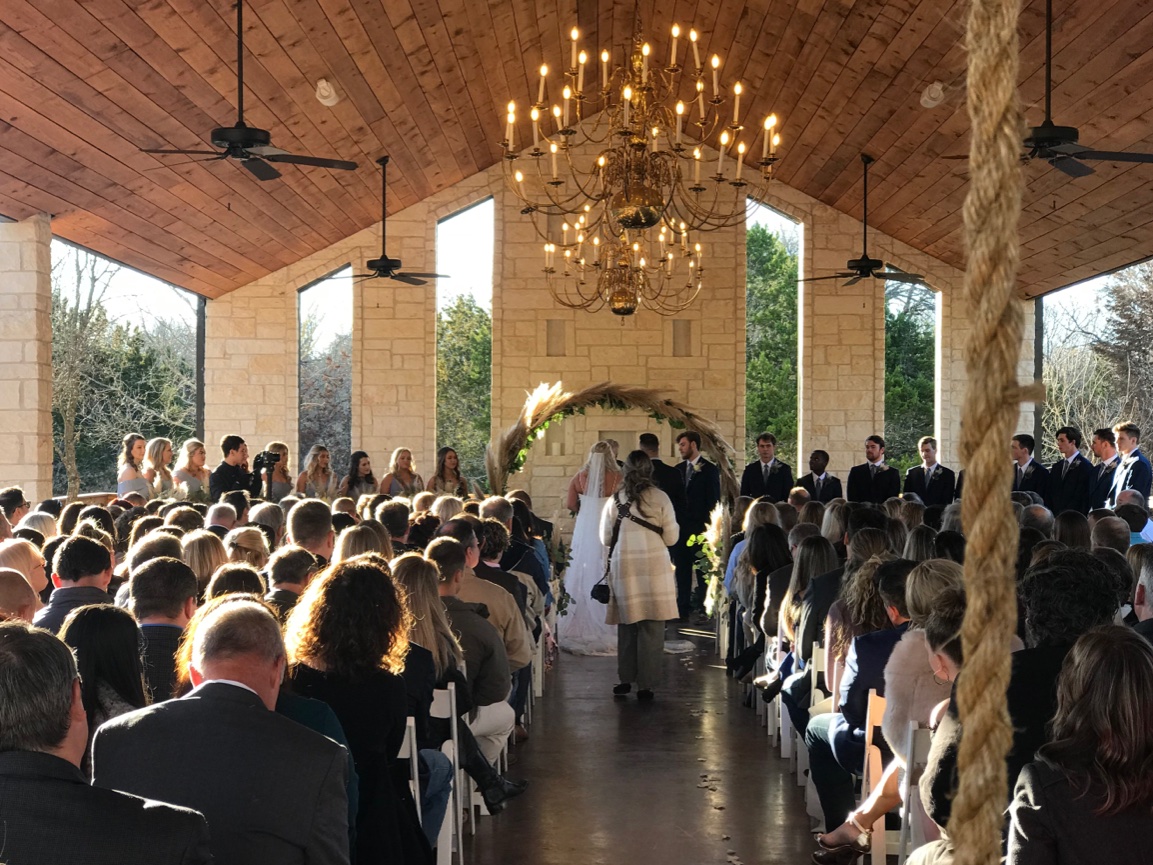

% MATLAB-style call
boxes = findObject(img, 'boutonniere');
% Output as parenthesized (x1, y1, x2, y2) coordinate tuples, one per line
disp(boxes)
(692, 462, 703, 474)
(1023, 464, 1034, 478)
(769, 462, 782, 475)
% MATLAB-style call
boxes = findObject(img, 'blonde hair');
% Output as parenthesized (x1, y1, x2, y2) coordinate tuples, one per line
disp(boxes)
(905, 558, 965, 626)
(430, 495, 464, 524)
(302, 445, 332, 490)
(0, 540, 44, 585)
(742, 500, 780, 533)
(389, 448, 415, 476)
(16, 512, 57, 539)
(265, 441, 291, 476)
(333, 524, 387, 564)
(390, 552, 463, 679)
(412, 491, 435, 514)
(181, 529, 229, 592)
(820, 502, 848, 544)
(144, 438, 173, 488)
(224, 527, 270, 569)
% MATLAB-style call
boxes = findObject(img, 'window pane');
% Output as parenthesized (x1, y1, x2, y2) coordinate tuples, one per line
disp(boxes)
(299, 267, 353, 484)
(884, 280, 937, 469)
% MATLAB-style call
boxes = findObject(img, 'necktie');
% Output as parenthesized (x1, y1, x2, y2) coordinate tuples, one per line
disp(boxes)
(1016, 465, 1024, 487)
(1062, 459, 1069, 479)
(814, 476, 823, 498)
(869, 464, 877, 479)
(684, 462, 692, 490)
(762, 462, 770, 485)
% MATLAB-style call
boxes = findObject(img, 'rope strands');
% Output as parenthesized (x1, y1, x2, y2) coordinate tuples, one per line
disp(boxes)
(952, 0, 1045, 860)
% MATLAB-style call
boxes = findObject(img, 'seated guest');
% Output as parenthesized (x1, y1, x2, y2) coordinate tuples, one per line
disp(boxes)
(428, 537, 517, 767)
(264, 545, 318, 622)
(331, 523, 391, 564)
(219, 491, 251, 527)
(805, 559, 911, 834)
(0, 622, 210, 864)
(723, 500, 780, 595)
(903, 524, 937, 561)
(479, 496, 550, 602)
(93, 597, 350, 865)
(933, 530, 966, 564)
(474, 518, 528, 613)
(1008, 626, 1153, 865)
(248, 502, 284, 547)
(164, 505, 204, 534)
(130, 557, 199, 702)
(180, 529, 228, 599)
(0, 567, 40, 621)
(379, 500, 415, 553)
(204, 502, 236, 539)
(1020, 504, 1054, 538)
(0, 538, 49, 600)
(823, 552, 897, 689)
(1116, 489, 1153, 541)
(1114, 503, 1149, 549)
(1133, 552, 1153, 644)
(285, 558, 430, 865)
(788, 487, 811, 509)
(33, 536, 112, 634)
(287, 499, 336, 567)
(1052, 509, 1091, 548)
(0, 486, 31, 525)
(205, 563, 266, 599)
(223, 526, 270, 570)
(1092, 514, 1132, 555)
(59, 604, 149, 772)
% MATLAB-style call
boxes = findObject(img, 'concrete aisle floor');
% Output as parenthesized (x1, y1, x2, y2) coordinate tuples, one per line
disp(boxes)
(465, 631, 816, 865)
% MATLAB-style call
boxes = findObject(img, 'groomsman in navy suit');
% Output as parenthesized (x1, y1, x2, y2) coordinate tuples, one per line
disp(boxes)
(1011, 434, 1049, 498)
(902, 436, 956, 507)
(1108, 421, 1153, 507)
(739, 433, 794, 502)
(1089, 428, 1121, 510)
(1045, 426, 1093, 514)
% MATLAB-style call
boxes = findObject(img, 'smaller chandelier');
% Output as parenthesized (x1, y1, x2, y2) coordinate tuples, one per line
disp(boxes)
(501, 18, 782, 316)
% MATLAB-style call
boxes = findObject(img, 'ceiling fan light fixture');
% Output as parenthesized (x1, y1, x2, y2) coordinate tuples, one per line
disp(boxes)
(920, 81, 946, 109)
(315, 78, 341, 107)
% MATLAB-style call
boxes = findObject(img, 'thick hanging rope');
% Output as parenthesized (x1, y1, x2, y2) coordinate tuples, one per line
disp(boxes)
(952, 0, 1042, 859)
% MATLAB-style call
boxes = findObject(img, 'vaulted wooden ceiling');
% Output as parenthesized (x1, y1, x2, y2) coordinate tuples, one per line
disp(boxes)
(2, 0, 1152, 298)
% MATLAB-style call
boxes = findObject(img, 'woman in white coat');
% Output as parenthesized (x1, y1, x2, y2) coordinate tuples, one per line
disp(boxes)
(600, 450, 680, 700)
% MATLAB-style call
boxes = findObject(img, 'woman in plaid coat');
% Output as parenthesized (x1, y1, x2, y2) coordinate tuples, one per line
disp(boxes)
(600, 450, 680, 700)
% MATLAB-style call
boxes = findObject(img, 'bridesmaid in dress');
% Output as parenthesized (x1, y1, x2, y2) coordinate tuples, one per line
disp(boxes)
(116, 434, 151, 500)
(379, 448, 424, 498)
(296, 445, 339, 500)
(426, 447, 478, 498)
(142, 438, 175, 499)
(340, 451, 379, 500)
(261, 441, 295, 501)
(172, 438, 210, 497)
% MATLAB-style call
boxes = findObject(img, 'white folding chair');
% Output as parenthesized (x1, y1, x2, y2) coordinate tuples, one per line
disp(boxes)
(431, 684, 467, 857)
(399, 716, 423, 825)
(861, 689, 892, 865)
(532, 635, 544, 698)
(795, 640, 825, 784)
(898, 721, 934, 864)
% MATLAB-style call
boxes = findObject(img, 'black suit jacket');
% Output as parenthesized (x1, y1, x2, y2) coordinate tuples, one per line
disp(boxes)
(677, 458, 721, 540)
(1045, 453, 1093, 514)
(265, 588, 302, 622)
(846, 463, 901, 504)
(93, 681, 350, 865)
(651, 458, 687, 523)
(1110, 448, 1153, 506)
(1013, 460, 1050, 496)
(739, 459, 794, 502)
(797, 472, 842, 503)
(0, 750, 211, 865)
(903, 465, 957, 507)
(1090, 459, 1119, 510)
(139, 623, 183, 702)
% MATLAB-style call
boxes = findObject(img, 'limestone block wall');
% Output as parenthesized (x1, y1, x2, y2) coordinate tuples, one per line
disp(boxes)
(0, 215, 52, 501)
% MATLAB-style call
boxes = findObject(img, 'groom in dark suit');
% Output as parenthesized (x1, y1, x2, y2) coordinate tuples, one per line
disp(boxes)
(847, 435, 900, 504)
(902, 436, 956, 507)
(639, 433, 686, 522)
(673, 430, 720, 620)
(739, 433, 794, 502)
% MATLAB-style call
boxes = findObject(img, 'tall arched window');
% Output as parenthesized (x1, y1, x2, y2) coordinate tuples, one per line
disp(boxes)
(298, 266, 353, 476)
(884, 278, 937, 469)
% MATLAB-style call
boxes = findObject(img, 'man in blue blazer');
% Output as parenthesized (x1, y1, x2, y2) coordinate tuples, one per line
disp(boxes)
(739, 433, 794, 501)
(1045, 426, 1093, 514)
(1089, 428, 1121, 510)
(903, 436, 956, 507)
(1011, 433, 1050, 497)
(1108, 421, 1153, 507)
(804, 560, 914, 832)
(673, 430, 721, 619)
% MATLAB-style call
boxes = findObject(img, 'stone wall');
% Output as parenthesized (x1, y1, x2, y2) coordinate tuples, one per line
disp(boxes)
(0, 215, 53, 502)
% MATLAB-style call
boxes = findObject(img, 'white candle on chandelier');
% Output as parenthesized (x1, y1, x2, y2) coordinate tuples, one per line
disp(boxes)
(531, 107, 540, 147)
(695, 242, 702, 264)
(562, 223, 570, 247)
(538, 65, 548, 104)
(667, 249, 674, 274)
(670, 24, 680, 66)
(622, 86, 632, 126)
(506, 111, 515, 150)
(563, 86, 571, 128)
(693, 147, 701, 184)
(717, 130, 730, 175)
(552, 104, 562, 133)
(577, 51, 587, 92)
(601, 50, 610, 89)
(762, 114, 777, 159)
(641, 43, 650, 84)
(736, 141, 746, 175)
(710, 55, 720, 98)
(544, 242, 551, 268)
(681, 222, 689, 252)
(732, 82, 742, 124)
(570, 27, 579, 70)
(772, 132, 781, 155)
(675, 101, 685, 144)
(550, 142, 559, 178)
(690, 29, 701, 69)
(696, 79, 706, 118)
(651, 127, 659, 153)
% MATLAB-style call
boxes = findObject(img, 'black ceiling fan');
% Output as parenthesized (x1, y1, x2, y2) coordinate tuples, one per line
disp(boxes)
(141, 0, 357, 181)
(797, 154, 928, 287)
(352, 156, 449, 285)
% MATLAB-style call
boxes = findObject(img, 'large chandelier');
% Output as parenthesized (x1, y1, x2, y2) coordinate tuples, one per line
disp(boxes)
(502, 17, 782, 316)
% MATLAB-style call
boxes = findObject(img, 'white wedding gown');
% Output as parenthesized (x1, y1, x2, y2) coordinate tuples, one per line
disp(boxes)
(559, 455, 618, 656)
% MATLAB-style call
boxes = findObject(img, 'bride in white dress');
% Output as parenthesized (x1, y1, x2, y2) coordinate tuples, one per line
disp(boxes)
(559, 441, 621, 655)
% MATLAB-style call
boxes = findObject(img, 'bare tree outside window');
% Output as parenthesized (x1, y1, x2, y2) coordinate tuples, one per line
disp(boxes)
(298, 268, 353, 476)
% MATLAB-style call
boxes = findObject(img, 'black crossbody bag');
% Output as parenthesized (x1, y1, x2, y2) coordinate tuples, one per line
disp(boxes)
(591, 498, 665, 604)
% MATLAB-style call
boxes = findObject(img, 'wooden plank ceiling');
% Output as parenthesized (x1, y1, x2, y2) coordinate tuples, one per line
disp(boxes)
(1, 0, 1152, 298)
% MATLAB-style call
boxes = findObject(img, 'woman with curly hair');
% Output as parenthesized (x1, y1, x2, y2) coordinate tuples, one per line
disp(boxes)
(296, 445, 339, 500)
(117, 433, 150, 500)
(285, 557, 429, 865)
(379, 448, 424, 499)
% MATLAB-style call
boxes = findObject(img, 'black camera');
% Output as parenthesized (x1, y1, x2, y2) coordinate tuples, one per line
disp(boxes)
(253, 451, 281, 468)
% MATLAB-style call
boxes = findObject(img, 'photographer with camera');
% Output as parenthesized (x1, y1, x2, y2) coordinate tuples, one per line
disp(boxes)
(208, 435, 265, 503)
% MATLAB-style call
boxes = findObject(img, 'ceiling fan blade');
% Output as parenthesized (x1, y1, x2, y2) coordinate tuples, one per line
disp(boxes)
(397, 272, 450, 279)
(391, 274, 428, 286)
(879, 272, 928, 285)
(141, 148, 222, 156)
(797, 273, 857, 283)
(262, 152, 359, 171)
(144, 156, 227, 170)
(1069, 149, 1153, 165)
(241, 157, 281, 181)
(844, 277, 864, 286)
(1048, 156, 1094, 178)
(246, 145, 290, 157)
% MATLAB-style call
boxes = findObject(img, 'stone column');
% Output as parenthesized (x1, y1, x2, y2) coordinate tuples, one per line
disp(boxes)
(0, 215, 53, 501)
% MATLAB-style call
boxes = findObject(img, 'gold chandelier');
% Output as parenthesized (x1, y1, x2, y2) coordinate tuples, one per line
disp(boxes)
(502, 17, 782, 316)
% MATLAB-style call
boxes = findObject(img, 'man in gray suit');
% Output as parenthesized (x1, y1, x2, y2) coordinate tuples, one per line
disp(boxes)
(0, 621, 211, 864)
(93, 596, 350, 865)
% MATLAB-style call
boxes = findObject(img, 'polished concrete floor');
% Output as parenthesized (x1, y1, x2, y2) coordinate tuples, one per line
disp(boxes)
(466, 629, 816, 865)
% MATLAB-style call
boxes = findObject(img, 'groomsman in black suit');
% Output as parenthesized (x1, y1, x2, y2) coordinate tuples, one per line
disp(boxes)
(1108, 421, 1153, 507)
(1045, 426, 1093, 514)
(1011, 434, 1050, 497)
(739, 433, 794, 501)
(673, 430, 721, 620)
(796, 450, 843, 503)
(846, 435, 901, 504)
(902, 436, 956, 507)
(639, 433, 686, 521)
(1089, 427, 1121, 510)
